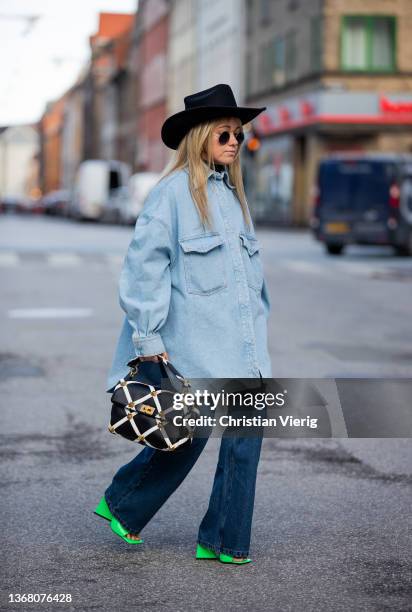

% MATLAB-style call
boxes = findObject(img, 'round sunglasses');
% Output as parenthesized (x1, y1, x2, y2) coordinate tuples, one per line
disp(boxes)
(217, 130, 245, 146)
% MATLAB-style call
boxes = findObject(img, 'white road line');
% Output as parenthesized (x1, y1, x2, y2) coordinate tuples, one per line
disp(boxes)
(281, 259, 399, 279)
(331, 262, 381, 277)
(47, 253, 82, 266)
(0, 252, 125, 267)
(0, 252, 19, 266)
(283, 261, 326, 275)
(8, 308, 93, 319)
(106, 254, 124, 265)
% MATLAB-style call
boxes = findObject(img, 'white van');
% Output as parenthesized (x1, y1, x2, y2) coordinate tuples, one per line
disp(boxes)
(120, 172, 161, 225)
(70, 160, 131, 221)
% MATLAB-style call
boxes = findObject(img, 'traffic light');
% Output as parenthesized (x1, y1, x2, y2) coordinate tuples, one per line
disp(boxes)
(245, 131, 261, 158)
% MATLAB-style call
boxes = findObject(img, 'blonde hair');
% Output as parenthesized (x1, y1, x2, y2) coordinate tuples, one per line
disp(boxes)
(158, 117, 252, 231)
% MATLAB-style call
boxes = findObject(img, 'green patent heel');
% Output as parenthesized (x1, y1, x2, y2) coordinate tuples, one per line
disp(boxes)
(94, 496, 113, 522)
(94, 496, 143, 544)
(195, 543, 218, 560)
(110, 518, 144, 545)
(195, 544, 251, 564)
(219, 553, 252, 564)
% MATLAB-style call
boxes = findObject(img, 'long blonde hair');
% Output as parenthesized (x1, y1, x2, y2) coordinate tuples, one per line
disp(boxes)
(159, 117, 252, 231)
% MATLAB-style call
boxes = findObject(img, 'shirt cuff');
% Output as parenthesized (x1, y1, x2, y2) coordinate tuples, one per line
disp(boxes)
(132, 332, 166, 357)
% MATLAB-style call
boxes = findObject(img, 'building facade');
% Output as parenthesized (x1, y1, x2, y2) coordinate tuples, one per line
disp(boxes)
(195, 0, 245, 99)
(134, 0, 170, 172)
(167, 0, 197, 117)
(39, 97, 66, 194)
(89, 12, 135, 163)
(166, 0, 247, 168)
(0, 125, 39, 199)
(61, 75, 86, 191)
(245, 0, 412, 225)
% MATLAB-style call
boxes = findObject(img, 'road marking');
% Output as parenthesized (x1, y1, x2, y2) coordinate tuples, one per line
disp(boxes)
(0, 252, 125, 267)
(0, 252, 19, 266)
(331, 261, 381, 277)
(283, 261, 325, 275)
(106, 254, 124, 265)
(281, 259, 405, 280)
(47, 253, 82, 266)
(8, 308, 93, 318)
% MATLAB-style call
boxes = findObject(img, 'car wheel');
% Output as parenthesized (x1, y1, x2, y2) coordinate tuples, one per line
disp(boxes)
(394, 232, 412, 257)
(326, 244, 344, 255)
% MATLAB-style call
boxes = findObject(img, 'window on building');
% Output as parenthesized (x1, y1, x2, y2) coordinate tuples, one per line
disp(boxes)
(310, 15, 323, 72)
(259, 43, 269, 91)
(341, 15, 396, 71)
(246, 0, 254, 35)
(258, 32, 296, 92)
(245, 52, 253, 96)
(273, 36, 286, 86)
(265, 41, 273, 89)
(260, 0, 271, 24)
(285, 30, 297, 80)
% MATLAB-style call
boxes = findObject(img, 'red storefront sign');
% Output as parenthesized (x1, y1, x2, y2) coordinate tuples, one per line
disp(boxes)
(380, 95, 412, 114)
(255, 94, 412, 136)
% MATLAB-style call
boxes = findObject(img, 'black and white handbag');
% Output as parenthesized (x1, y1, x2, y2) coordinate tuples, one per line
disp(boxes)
(108, 356, 200, 452)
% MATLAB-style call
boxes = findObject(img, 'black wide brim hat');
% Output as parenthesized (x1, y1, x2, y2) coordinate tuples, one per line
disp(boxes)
(161, 83, 266, 150)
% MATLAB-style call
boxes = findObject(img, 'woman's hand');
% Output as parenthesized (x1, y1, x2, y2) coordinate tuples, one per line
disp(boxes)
(137, 351, 169, 363)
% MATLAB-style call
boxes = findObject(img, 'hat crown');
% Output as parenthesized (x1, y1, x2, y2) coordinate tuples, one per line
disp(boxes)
(161, 82, 266, 149)
(184, 84, 238, 111)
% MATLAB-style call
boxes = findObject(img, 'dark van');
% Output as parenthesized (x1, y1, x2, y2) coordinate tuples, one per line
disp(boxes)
(311, 153, 412, 256)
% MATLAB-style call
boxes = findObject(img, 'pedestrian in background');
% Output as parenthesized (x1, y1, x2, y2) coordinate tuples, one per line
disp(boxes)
(94, 83, 272, 564)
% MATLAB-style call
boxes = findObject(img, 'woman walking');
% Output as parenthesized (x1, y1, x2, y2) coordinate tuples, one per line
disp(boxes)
(94, 83, 273, 564)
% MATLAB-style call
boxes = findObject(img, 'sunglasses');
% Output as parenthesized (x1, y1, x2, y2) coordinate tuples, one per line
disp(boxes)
(217, 130, 245, 146)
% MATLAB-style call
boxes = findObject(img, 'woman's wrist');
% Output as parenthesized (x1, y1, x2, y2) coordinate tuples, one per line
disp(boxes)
(137, 351, 169, 362)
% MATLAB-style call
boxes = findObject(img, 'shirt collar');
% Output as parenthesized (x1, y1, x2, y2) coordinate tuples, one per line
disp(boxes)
(206, 164, 236, 190)
(183, 163, 236, 190)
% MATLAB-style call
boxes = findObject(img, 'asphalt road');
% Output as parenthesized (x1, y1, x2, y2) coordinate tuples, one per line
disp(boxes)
(1, 214, 411, 612)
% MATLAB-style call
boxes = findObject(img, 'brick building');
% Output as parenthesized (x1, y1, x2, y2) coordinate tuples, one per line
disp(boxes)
(61, 72, 86, 190)
(133, 0, 170, 172)
(88, 12, 135, 163)
(39, 96, 66, 194)
(245, 0, 412, 225)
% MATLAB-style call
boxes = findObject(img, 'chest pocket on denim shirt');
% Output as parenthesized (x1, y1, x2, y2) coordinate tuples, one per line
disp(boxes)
(179, 232, 227, 295)
(239, 232, 264, 294)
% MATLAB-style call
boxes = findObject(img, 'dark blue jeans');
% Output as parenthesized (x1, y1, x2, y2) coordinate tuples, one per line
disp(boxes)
(104, 431, 263, 557)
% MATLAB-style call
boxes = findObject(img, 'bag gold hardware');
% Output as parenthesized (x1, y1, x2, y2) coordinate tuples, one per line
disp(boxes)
(140, 404, 155, 416)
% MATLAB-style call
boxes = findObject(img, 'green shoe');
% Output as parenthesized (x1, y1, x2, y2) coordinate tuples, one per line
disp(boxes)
(195, 543, 218, 560)
(219, 553, 252, 564)
(94, 496, 113, 522)
(110, 518, 144, 545)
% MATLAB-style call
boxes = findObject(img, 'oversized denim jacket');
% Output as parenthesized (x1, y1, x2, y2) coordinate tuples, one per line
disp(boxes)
(106, 164, 273, 391)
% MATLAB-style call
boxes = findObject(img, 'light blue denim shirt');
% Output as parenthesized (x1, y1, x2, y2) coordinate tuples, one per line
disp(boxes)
(106, 164, 273, 392)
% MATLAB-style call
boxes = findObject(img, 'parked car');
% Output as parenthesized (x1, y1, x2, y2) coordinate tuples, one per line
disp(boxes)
(110, 185, 133, 225)
(21, 198, 45, 214)
(42, 190, 71, 216)
(311, 152, 412, 256)
(120, 172, 161, 225)
(70, 160, 131, 221)
(1, 196, 21, 214)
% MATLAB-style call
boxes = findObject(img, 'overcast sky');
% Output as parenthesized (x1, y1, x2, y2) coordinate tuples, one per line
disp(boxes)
(0, 0, 137, 126)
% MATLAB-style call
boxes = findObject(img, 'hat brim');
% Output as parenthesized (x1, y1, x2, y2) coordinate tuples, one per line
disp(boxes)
(161, 105, 266, 150)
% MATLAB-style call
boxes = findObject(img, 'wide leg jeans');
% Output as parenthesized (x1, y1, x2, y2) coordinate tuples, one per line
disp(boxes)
(104, 430, 263, 557)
